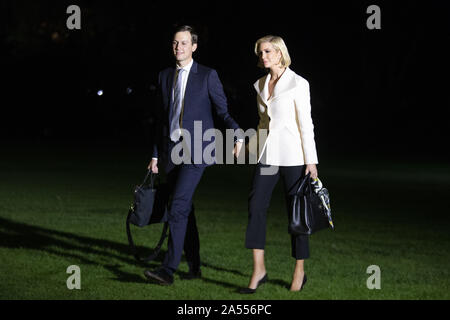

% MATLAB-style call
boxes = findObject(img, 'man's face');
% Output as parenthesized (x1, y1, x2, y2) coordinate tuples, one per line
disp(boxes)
(172, 31, 197, 64)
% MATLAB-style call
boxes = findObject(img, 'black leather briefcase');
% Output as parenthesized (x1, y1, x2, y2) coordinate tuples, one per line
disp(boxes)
(126, 170, 169, 262)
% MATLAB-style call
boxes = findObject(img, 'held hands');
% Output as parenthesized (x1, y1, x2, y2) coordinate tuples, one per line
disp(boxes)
(305, 164, 318, 180)
(148, 159, 158, 174)
(233, 141, 243, 158)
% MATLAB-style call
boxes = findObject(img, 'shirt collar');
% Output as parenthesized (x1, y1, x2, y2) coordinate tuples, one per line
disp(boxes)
(176, 59, 194, 73)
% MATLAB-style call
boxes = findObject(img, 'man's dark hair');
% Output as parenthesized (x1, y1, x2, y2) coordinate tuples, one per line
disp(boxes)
(173, 25, 198, 45)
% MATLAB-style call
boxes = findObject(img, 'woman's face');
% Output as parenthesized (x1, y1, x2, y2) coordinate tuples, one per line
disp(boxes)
(258, 42, 282, 69)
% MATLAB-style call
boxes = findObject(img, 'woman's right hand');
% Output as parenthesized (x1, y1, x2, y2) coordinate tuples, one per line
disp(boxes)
(148, 159, 158, 174)
(305, 164, 318, 180)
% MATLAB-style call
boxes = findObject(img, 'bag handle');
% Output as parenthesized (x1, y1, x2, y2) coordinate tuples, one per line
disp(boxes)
(126, 209, 169, 262)
(295, 172, 311, 195)
(140, 169, 156, 189)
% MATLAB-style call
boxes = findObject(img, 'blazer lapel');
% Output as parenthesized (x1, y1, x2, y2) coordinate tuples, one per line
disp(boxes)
(270, 67, 296, 101)
(254, 68, 296, 104)
(254, 74, 270, 105)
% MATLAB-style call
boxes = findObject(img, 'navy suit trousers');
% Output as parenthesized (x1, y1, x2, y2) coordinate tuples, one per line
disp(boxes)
(162, 163, 205, 274)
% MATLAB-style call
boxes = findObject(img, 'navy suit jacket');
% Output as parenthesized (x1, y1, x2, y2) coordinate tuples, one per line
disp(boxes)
(152, 61, 241, 172)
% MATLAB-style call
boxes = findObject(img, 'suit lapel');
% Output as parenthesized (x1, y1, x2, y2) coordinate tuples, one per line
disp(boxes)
(166, 67, 176, 121)
(183, 61, 198, 112)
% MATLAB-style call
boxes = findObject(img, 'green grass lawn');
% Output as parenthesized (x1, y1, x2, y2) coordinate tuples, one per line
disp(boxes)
(1, 144, 449, 300)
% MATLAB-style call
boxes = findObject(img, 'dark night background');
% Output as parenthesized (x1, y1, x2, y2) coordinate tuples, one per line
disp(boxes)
(1, 0, 449, 161)
(1, 0, 450, 304)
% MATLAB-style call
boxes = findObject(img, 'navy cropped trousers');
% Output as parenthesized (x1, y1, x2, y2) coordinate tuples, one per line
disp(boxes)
(245, 163, 310, 260)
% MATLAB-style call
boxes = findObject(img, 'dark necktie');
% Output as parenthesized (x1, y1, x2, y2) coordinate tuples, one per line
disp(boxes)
(170, 68, 185, 142)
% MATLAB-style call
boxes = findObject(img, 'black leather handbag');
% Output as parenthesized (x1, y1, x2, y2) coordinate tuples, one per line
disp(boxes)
(126, 170, 169, 262)
(288, 173, 331, 235)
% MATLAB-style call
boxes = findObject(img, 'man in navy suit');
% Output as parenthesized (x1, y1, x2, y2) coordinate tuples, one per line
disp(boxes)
(144, 25, 243, 285)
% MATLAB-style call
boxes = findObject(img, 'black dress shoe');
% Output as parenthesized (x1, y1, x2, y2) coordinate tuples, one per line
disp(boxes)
(239, 274, 268, 294)
(144, 268, 174, 285)
(183, 269, 202, 280)
(291, 274, 307, 292)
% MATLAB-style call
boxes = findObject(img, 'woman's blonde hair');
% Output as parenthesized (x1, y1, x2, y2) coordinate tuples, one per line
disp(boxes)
(254, 35, 291, 68)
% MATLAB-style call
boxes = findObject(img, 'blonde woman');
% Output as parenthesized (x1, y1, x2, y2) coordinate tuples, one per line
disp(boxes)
(241, 35, 319, 293)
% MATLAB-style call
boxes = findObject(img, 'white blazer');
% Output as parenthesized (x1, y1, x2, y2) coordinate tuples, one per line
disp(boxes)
(249, 67, 318, 166)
